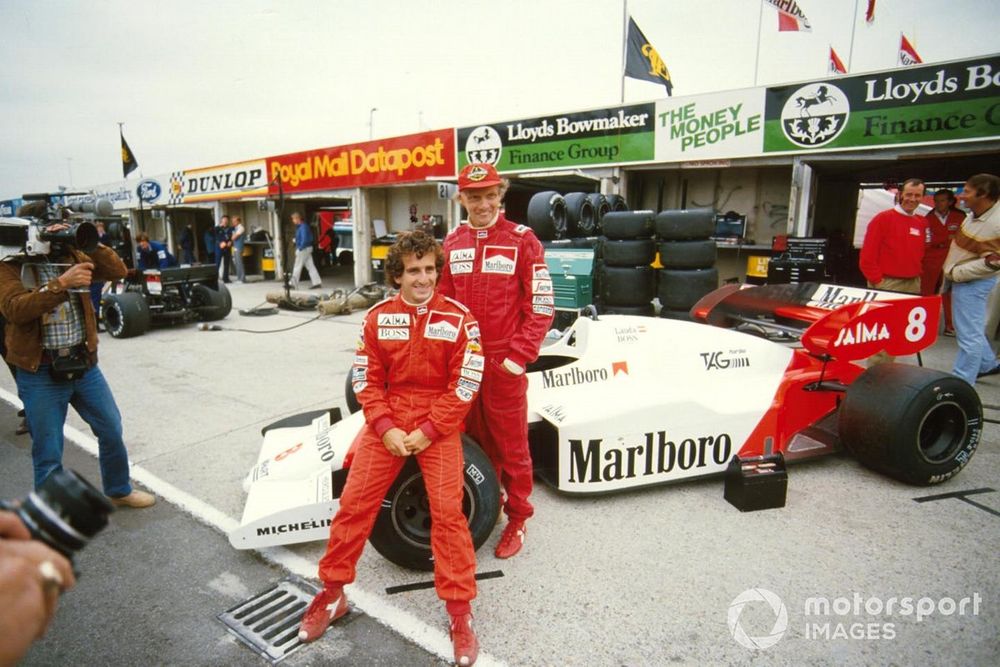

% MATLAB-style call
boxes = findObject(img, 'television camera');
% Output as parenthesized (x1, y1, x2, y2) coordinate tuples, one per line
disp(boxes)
(0, 192, 112, 260)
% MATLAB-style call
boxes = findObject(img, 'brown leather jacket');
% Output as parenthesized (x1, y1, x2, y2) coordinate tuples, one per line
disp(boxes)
(0, 245, 127, 372)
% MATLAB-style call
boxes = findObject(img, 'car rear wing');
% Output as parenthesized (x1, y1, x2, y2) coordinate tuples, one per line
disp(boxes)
(692, 282, 940, 360)
(143, 264, 220, 287)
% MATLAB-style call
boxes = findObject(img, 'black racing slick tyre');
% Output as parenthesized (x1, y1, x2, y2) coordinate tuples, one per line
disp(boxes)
(654, 208, 716, 240)
(605, 194, 628, 212)
(585, 193, 610, 234)
(657, 240, 717, 270)
(602, 239, 656, 267)
(657, 268, 719, 310)
(598, 303, 655, 316)
(526, 191, 567, 241)
(260, 408, 342, 436)
(598, 265, 656, 306)
(102, 292, 151, 339)
(563, 192, 596, 238)
(839, 364, 982, 486)
(191, 283, 231, 321)
(369, 436, 501, 571)
(659, 308, 694, 322)
(601, 211, 653, 240)
(344, 373, 362, 414)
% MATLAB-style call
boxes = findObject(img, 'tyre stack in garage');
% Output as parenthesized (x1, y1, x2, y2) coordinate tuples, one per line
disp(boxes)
(654, 208, 718, 321)
(525, 191, 568, 241)
(596, 210, 656, 316)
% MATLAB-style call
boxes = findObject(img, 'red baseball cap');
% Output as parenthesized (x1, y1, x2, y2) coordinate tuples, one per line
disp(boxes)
(458, 163, 502, 191)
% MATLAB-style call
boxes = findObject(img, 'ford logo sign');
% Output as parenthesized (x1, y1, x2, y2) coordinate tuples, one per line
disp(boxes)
(137, 179, 162, 203)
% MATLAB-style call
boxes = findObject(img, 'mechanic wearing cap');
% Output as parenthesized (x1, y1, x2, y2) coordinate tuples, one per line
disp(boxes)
(859, 178, 927, 365)
(942, 173, 1000, 385)
(299, 230, 482, 666)
(0, 201, 154, 509)
(438, 163, 554, 559)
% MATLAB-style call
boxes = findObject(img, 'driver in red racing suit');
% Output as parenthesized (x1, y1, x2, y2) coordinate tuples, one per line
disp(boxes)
(299, 231, 482, 667)
(438, 163, 554, 560)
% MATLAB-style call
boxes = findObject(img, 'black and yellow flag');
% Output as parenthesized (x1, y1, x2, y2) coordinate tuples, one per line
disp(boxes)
(624, 17, 673, 96)
(121, 128, 138, 177)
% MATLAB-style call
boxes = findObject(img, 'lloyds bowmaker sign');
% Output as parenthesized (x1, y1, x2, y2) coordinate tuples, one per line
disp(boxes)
(764, 54, 1000, 153)
(457, 103, 655, 172)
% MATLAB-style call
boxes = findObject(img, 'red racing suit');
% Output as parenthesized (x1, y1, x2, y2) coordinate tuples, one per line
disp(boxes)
(922, 208, 965, 329)
(318, 292, 482, 605)
(438, 213, 554, 523)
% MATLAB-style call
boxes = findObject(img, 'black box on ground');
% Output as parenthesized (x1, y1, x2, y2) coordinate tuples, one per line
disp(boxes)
(724, 453, 787, 512)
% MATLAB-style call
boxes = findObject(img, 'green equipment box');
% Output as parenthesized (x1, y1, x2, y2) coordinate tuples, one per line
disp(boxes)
(544, 247, 595, 312)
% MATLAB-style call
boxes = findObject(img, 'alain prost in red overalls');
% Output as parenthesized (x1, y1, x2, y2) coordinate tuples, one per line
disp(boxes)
(299, 231, 482, 666)
(438, 163, 554, 560)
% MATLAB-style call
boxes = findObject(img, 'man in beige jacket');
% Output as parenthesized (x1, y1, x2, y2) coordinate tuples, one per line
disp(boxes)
(942, 173, 1000, 385)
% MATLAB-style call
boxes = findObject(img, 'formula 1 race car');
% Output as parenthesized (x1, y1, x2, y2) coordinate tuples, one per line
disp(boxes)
(230, 282, 982, 570)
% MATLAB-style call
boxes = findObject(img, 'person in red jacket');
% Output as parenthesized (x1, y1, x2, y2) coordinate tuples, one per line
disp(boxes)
(298, 230, 482, 667)
(438, 163, 554, 560)
(922, 188, 965, 336)
(859, 178, 927, 364)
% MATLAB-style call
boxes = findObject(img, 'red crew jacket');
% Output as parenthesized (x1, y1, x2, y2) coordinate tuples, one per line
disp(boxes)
(859, 208, 927, 285)
(437, 214, 553, 369)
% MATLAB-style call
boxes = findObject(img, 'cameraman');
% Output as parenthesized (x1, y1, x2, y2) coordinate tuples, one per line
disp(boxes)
(0, 510, 75, 665)
(0, 202, 154, 508)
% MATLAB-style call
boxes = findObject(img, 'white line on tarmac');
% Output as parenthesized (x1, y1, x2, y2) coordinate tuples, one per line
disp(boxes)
(1, 388, 504, 667)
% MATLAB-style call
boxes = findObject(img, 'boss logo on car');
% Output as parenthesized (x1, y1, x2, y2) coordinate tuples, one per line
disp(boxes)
(568, 431, 733, 484)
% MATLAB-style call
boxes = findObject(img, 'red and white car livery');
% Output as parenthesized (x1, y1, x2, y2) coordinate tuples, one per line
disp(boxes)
(231, 283, 982, 569)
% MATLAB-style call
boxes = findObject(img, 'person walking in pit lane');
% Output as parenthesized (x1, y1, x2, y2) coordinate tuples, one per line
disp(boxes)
(298, 230, 482, 666)
(438, 163, 554, 559)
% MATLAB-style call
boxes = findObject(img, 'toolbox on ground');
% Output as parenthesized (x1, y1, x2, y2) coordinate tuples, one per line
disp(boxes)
(724, 453, 787, 512)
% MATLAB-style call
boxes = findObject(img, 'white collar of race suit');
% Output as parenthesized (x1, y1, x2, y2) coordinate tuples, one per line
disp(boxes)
(466, 211, 499, 231)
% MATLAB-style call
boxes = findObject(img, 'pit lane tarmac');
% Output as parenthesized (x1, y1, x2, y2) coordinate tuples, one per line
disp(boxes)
(1, 276, 998, 666)
(0, 411, 447, 667)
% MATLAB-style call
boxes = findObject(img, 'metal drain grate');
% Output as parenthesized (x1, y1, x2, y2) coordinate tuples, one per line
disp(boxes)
(217, 575, 320, 664)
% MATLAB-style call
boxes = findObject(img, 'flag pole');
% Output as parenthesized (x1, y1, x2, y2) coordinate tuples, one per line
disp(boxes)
(846, 0, 859, 73)
(752, 0, 764, 86)
(619, 0, 628, 104)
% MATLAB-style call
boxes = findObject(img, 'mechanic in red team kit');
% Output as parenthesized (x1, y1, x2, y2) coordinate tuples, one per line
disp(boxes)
(922, 188, 965, 336)
(298, 230, 482, 667)
(438, 163, 554, 559)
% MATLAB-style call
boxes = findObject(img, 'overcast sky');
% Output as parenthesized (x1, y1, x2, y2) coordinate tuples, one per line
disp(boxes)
(1, 0, 997, 199)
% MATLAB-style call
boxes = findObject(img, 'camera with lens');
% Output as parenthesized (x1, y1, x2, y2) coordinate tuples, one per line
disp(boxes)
(0, 192, 110, 260)
(0, 469, 113, 561)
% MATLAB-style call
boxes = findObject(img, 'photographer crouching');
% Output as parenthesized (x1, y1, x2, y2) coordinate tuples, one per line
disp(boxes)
(0, 199, 154, 509)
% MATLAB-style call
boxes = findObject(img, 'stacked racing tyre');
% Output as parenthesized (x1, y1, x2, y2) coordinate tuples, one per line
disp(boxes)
(654, 208, 718, 321)
(596, 210, 655, 316)
(526, 191, 567, 241)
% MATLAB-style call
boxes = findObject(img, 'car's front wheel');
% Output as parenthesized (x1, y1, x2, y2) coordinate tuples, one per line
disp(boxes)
(839, 363, 983, 485)
(368, 435, 500, 571)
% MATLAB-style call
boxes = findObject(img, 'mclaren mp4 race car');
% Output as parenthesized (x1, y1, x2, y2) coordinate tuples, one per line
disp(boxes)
(230, 282, 982, 570)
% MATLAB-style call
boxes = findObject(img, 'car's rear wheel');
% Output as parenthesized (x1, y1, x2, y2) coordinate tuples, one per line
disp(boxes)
(369, 436, 500, 571)
(839, 364, 982, 485)
(191, 283, 231, 321)
(102, 292, 151, 338)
